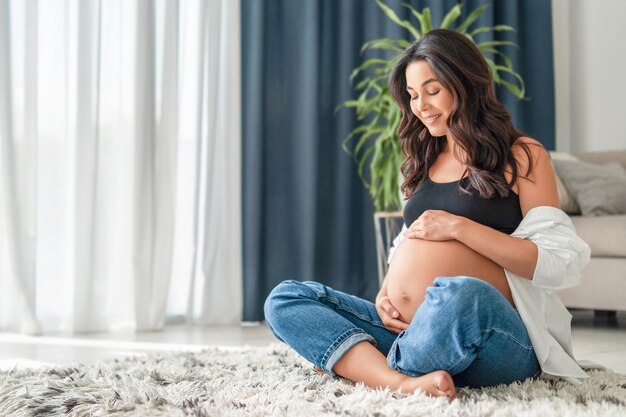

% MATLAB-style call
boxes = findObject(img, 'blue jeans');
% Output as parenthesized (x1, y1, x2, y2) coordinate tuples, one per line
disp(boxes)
(264, 276, 540, 388)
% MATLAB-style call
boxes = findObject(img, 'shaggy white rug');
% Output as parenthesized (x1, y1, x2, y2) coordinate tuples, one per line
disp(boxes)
(0, 343, 625, 417)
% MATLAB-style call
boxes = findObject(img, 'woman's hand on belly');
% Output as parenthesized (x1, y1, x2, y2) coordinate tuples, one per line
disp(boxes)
(405, 209, 464, 241)
(375, 294, 409, 334)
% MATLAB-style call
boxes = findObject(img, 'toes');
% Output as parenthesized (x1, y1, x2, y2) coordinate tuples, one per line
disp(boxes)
(435, 372, 456, 399)
(434, 372, 451, 391)
(439, 386, 456, 399)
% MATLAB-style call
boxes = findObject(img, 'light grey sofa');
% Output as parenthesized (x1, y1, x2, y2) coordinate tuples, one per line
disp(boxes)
(555, 150, 626, 314)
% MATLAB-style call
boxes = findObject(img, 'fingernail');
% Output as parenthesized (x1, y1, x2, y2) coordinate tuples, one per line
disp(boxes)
(391, 311, 398, 318)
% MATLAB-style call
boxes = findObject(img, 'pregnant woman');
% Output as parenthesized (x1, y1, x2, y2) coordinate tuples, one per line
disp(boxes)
(264, 29, 590, 399)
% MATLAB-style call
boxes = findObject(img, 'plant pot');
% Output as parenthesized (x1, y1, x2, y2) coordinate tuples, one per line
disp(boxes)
(373, 210, 403, 286)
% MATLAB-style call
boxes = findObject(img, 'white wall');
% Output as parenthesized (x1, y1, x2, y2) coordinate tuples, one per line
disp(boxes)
(553, 0, 626, 152)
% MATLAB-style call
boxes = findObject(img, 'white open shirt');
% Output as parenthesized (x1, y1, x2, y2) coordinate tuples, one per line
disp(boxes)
(387, 205, 594, 384)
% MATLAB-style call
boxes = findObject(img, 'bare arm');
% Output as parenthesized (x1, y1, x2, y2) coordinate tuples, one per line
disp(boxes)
(453, 219, 538, 279)
(453, 138, 560, 280)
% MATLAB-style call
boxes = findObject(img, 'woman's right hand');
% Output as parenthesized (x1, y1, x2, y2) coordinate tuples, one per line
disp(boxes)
(375, 295, 409, 334)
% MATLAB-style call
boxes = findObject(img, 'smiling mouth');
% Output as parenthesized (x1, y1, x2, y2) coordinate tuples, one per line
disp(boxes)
(423, 114, 442, 124)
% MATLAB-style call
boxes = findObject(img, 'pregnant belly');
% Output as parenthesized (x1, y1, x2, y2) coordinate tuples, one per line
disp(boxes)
(385, 238, 514, 323)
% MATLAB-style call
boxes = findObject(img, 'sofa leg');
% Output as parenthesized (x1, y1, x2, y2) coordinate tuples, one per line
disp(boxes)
(594, 310, 617, 318)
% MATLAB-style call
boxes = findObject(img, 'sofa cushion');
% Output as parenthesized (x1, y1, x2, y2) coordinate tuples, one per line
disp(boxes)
(552, 159, 626, 216)
(570, 214, 626, 257)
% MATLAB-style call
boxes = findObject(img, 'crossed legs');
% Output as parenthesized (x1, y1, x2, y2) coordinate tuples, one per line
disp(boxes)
(264, 277, 538, 397)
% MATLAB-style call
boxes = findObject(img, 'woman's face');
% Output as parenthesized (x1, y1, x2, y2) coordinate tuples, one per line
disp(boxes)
(405, 60, 454, 138)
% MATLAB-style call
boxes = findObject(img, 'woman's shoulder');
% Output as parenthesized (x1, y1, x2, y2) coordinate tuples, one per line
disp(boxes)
(513, 136, 545, 150)
(510, 136, 560, 213)
(510, 136, 549, 174)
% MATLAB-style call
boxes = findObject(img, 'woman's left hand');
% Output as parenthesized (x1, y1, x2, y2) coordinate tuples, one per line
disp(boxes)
(404, 209, 465, 241)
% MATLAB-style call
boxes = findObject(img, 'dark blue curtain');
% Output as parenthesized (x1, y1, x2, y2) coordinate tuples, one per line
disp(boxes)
(241, 0, 554, 321)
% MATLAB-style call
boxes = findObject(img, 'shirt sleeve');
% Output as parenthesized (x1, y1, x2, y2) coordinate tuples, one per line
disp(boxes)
(527, 216, 591, 291)
(387, 223, 407, 265)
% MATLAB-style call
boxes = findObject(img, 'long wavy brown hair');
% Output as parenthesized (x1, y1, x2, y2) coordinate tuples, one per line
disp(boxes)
(388, 28, 539, 199)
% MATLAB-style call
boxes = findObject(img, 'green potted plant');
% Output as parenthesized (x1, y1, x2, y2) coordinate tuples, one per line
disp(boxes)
(342, 0, 525, 213)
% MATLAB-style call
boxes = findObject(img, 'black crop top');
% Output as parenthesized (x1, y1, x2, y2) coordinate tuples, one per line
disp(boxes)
(403, 175, 523, 235)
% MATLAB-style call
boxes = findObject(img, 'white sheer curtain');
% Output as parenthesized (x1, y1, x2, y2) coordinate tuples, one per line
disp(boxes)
(0, 0, 242, 334)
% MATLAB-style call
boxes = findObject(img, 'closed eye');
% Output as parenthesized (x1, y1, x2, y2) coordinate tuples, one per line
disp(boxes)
(409, 90, 440, 101)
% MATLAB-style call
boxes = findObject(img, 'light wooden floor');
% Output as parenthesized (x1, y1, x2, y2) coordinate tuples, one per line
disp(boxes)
(1, 309, 625, 374)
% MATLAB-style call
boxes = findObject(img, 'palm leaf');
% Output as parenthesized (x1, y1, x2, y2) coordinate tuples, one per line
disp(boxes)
(360, 38, 405, 54)
(402, 3, 432, 34)
(375, 0, 420, 39)
(440, 5, 462, 29)
(470, 24, 514, 37)
(456, 4, 488, 33)
(477, 40, 518, 50)
(349, 58, 388, 82)
(493, 64, 525, 97)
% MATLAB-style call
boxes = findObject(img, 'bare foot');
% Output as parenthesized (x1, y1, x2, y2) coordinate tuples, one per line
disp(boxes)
(314, 365, 455, 399)
(397, 370, 456, 399)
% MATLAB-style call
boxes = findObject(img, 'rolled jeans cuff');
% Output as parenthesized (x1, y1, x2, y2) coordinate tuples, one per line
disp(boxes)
(321, 328, 376, 378)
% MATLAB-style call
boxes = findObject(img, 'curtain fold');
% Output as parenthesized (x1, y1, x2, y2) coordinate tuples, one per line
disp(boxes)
(133, 0, 179, 331)
(0, 0, 242, 334)
(0, 0, 40, 335)
(73, 0, 103, 332)
(186, 0, 242, 324)
(241, 0, 555, 322)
